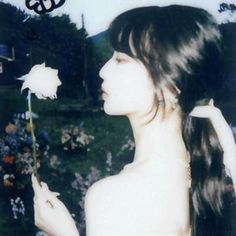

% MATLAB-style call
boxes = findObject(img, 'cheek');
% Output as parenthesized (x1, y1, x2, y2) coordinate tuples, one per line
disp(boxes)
(104, 69, 156, 115)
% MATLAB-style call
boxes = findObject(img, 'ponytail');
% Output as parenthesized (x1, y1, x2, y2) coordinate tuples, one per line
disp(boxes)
(182, 99, 227, 235)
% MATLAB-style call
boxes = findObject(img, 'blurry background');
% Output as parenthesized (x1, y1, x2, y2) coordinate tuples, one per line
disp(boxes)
(0, 0, 235, 235)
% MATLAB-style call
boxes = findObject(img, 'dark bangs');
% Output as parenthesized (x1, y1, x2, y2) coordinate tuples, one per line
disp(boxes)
(108, 7, 160, 58)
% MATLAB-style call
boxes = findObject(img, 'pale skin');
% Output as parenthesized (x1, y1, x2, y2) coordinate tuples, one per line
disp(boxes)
(32, 51, 236, 236)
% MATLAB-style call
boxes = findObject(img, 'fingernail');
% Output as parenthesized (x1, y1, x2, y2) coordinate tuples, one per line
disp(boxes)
(189, 110, 195, 116)
(209, 98, 214, 106)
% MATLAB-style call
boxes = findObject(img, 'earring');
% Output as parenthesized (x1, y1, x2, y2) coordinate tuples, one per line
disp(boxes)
(158, 98, 178, 109)
(171, 97, 178, 109)
(157, 100, 164, 106)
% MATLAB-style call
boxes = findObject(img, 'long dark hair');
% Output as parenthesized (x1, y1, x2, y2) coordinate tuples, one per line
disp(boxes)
(108, 5, 228, 235)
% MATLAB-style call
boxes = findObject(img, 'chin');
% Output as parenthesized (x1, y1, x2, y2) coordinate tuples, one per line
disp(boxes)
(103, 105, 126, 116)
(103, 101, 134, 116)
(103, 98, 156, 117)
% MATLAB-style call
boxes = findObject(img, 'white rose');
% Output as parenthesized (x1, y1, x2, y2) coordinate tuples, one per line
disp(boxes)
(20, 62, 62, 99)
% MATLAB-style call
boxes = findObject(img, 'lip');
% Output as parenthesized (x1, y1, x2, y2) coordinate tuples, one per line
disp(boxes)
(101, 85, 109, 96)
(102, 92, 109, 100)
(101, 88, 109, 99)
(102, 89, 109, 95)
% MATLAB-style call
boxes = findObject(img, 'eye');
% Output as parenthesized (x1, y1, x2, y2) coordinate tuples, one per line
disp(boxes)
(115, 57, 126, 63)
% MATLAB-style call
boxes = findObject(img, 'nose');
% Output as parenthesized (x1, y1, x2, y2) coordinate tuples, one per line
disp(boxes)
(99, 65, 105, 80)
(99, 58, 112, 80)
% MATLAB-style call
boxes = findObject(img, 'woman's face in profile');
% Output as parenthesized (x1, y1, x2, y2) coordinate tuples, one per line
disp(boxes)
(99, 51, 156, 116)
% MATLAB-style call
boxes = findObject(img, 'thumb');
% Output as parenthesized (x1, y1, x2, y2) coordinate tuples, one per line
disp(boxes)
(32, 174, 42, 196)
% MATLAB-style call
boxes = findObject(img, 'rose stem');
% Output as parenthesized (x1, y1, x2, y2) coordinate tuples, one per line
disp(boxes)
(27, 91, 41, 185)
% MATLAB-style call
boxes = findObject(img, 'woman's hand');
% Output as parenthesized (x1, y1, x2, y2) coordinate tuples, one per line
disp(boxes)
(32, 174, 80, 236)
(190, 99, 236, 190)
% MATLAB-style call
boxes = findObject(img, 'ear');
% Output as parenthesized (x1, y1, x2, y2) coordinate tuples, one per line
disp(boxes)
(162, 87, 179, 105)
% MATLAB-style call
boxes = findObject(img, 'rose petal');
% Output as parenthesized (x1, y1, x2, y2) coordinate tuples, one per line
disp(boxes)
(20, 63, 61, 100)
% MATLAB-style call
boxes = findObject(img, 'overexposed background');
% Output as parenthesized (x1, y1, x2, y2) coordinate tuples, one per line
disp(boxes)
(2, 0, 236, 35)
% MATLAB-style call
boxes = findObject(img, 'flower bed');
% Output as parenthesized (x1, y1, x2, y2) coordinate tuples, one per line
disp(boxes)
(0, 110, 134, 235)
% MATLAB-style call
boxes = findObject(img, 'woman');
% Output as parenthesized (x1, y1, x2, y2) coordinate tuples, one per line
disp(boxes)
(32, 5, 236, 236)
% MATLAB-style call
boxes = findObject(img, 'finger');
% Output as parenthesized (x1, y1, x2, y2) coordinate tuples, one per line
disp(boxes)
(41, 182, 57, 193)
(33, 196, 37, 203)
(33, 195, 45, 225)
(40, 182, 60, 198)
(189, 105, 216, 118)
(32, 174, 42, 196)
(53, 192, 60, 197)
(45, 199, 54, 208)
(189, 108, 197, 117)
(189, 107, 205, 117)
(41, 182, 49, 191)
(33, 199, 40, 222)
(209, 98, 214, 106)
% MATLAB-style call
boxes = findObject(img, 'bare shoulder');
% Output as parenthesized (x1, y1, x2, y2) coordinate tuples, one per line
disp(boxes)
(84, 163, 190, 234)
(85, 173, 122, 203)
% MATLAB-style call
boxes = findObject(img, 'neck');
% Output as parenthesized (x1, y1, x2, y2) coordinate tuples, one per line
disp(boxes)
(127, 107, 188, 163)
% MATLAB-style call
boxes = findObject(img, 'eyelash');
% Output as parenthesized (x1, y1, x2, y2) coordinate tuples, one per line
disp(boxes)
(115, 57, 126, 63)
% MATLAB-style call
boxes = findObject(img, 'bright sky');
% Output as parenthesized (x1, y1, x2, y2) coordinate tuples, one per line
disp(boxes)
(2, 0, 235, 35)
